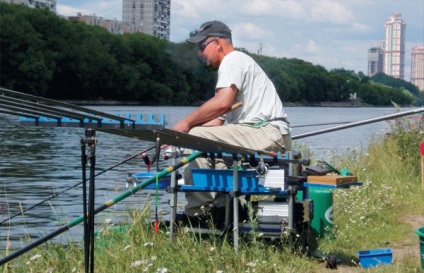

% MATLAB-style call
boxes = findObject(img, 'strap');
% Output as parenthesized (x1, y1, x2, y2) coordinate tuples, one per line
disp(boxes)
(268, 117, 290, 125)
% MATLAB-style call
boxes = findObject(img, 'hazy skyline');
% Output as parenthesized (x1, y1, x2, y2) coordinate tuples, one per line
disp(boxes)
(57, 0, 424, 80)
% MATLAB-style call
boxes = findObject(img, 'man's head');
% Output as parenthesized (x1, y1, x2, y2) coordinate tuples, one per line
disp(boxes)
(186, 21, 232, 44)
(186, 21, 234, 67)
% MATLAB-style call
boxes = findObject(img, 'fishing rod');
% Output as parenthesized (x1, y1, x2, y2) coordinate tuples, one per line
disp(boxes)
(0, 151, 204, 266)
(0, 144, 162, 225)
(0, 87, 132, 123)
(291, 121, 351, 128)
(292, 107, 424, 140)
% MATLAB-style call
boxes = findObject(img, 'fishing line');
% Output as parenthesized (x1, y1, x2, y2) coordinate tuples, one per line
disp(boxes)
(0, 144, 160, 225)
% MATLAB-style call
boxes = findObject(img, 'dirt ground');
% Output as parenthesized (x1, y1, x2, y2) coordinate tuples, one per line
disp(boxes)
(320, 214, 424, 273)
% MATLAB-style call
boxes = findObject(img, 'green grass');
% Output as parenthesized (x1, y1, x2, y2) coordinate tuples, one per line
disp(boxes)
(2, 116, 424, 272)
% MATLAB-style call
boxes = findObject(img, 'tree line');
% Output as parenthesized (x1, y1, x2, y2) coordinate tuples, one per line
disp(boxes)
(0, 3, 421, 106)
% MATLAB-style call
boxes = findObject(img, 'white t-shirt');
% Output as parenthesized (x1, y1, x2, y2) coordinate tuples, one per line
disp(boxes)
(216, 51, 290, 135)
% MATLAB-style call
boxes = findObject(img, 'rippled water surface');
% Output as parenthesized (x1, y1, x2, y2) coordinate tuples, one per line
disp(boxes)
(0, 106, 406, 250)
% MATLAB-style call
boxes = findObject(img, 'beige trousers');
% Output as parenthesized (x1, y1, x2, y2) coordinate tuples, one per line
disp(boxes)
(183, 123, 291, 216)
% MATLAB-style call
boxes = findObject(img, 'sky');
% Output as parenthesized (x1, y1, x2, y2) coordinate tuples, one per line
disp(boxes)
(57, 0, 424, 80)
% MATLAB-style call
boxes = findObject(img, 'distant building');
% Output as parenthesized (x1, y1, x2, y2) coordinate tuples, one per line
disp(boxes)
(367, 47, 383, 77)
(1, 0, 56, 12)
(122, 0, 171, 40)
(68, 13, 133, 34)
(383, 13, 406, 80)
(411, 46, 424, 91)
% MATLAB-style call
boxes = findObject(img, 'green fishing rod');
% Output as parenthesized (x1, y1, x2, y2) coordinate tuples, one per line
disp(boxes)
(0, 151, 203, 266)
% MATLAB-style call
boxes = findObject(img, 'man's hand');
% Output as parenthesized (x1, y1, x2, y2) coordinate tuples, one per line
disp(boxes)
(172, 120, 191, 133)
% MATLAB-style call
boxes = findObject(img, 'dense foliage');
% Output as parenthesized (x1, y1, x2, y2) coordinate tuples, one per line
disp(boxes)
(0, 3, 420, 106)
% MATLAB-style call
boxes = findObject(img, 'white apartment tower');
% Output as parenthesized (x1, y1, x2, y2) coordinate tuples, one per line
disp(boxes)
(1, 0, 56, 12)
(122, 0, 171, 40)
(383, 13, 406, 80)
(411, 46, 424, 91)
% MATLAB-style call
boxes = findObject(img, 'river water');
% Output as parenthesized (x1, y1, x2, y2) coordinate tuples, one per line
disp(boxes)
(0, 106, 411, 251)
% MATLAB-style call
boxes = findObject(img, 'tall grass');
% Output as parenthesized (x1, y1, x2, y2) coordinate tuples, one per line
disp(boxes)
(320, 114, 424, 272)
(2, 115, 423, 272)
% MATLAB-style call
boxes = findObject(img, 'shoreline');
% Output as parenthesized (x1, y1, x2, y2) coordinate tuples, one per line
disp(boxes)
(63, 100, 366, 108)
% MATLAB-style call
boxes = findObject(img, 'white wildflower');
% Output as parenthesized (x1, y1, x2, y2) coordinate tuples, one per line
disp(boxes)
(130, 261, 143, 268)
(246, 262, 256, 267)
(210, 247, 215, 251)
(144, 242, 154, 247)
(30, 254, 42, 261)
(157, 268, 168, 273)
(151, 256, 157, 261)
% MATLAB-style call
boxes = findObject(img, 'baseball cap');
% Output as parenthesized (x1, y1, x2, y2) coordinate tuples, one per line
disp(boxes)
(186, 20, 232, 44)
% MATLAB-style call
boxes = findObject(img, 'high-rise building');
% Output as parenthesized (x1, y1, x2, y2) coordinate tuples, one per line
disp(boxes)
(367, 47, 383, 77)
(411, 46, 424, 92)
(122, 0, 171, 40)
(1, 0, 56, 12)
(383, 13, 406, 80)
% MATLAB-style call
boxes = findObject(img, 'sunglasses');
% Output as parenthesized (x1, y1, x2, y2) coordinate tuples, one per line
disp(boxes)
(198, 39, 218, 52)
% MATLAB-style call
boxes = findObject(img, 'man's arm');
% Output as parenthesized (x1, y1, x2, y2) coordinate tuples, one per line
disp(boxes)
(172, 85, 237, 133)
(202, 118, 225, 127)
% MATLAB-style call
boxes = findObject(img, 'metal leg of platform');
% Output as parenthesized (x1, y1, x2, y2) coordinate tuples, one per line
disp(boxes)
(169, 146, 177, 241)
(232, 157, 239, 254)
(225, 196, 230, 228)
(81, 129, 97, 273)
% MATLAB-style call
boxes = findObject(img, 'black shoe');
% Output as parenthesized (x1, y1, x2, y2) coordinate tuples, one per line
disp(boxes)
(175, 212, 211, 228)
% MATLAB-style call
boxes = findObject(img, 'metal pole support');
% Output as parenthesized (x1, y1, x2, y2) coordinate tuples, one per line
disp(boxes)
(81, 128, 97, 273)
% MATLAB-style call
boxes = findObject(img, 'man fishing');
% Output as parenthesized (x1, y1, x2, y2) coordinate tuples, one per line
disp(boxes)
(172, 20, 291, 226)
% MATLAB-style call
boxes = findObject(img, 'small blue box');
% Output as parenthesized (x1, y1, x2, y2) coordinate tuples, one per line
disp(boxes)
(358, 248, 393, 268)
(132, 172, 171, 189)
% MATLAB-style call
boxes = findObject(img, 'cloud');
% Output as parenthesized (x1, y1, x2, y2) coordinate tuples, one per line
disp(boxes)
(233, 22, 273, 41)
(56, 5, 91, 17)
(241, 0, 307, 19)
(308, 0, 355, 24)
(351, 22, 371, 33)
(306, 40, 321, 53)
(57, 1, 122, 19)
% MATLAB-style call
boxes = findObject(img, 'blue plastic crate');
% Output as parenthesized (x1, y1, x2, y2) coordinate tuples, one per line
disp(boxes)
(191, 169, 259, 190)
(358, 248, 393, 268)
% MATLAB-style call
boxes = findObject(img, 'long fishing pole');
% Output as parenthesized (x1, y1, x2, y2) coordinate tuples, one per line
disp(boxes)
(0, 151, 204, 266)
(292, 107, 424, 140)
(291, 121, 351, 128)
(0, 144, 161, 225)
